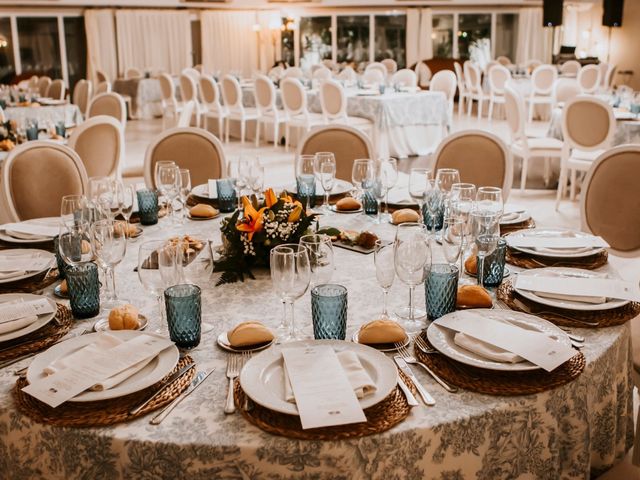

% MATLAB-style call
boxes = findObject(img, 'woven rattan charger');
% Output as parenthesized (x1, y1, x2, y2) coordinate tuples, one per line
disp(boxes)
(506, 247, 608, 270)
(13, 355, 196, 427)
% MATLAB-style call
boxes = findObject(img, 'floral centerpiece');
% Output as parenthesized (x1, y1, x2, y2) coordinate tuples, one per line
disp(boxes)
(213, 188, 317, 284)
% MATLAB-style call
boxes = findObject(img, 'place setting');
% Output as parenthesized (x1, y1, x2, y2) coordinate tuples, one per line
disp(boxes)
(0, 248, 58, 294)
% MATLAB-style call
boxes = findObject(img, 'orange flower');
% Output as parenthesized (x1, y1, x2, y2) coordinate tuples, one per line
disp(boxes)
(280, 191, 294, 203)
(288, 204, 303, 222)
(236, 196, 266, 241)
(264, 188, 278, 208)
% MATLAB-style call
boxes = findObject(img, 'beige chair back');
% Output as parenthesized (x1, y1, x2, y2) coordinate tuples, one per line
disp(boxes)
(319, 80, 347, 121)
(362, 69, 385, 86)
(603, 64, 616, 89)
(430, 70, 457, 101)
(72, 79, 93, 115)
(312, 67, 332, 82)
(463, 61, 482, 94)
(95, 81, 112, 95)
(159, 73, 176, 102)
(144, 127, 226, 188)
(87, 92, 127, 126)
(415, 62, 432, 88)
(454, 62, 466, 94)
(560, 60, 581, 76)
(68, 115, 123, 179)
(125, 68, 142, 79)
(365, 62, 387, 79)
(2, 141, 88, 222)
(221, 75, 244, 112)
(496, 56, 511, 66)
(562, 96, 615, 151)
(485, 61, 500, 75)
(182, 68, 201, 82)
(179, 74, 197, 103)
(194, 64, 204, 74)
(433, 130, 513, 200)
(254, 74, 277, 114)
(199, 75, 223, 110)
(504, 85, 526, 142)
(488, 65, 511, 94)
(96, 70, 109, 84)
(28, 75, 39, 91)
(281, 78, 308, 117)
(47, 80, 65, 100)
(337, 66, 357, 83)
(381, 58, 398, 74)
(581, 145, 640, 256)
(531, 65, 557, 95)
(37, 77, 52, 97)
(391, 69, 418, 88)
(298, 125, 374, 182)
(577, 65, 601, 94)
(283, 67, 304, 79)
(554, 78, 581, 104)
(525, 59, 542, 74)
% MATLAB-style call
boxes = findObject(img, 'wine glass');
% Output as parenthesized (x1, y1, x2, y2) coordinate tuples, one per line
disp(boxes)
(248, 161, 264, 197)
(299, 234, 334, 286)
(296, 154, 316, 211)
(58, 221, 94, 267)
(423, 179, 442, 236)
(158, 165, 180, 223)
(436, 168, 461, 217)
(442, 216, 465, 269)
(351, 158, 375, 202)
(138, 240, 178, 334)
(408, 168, 432, 218)
(237, 156, 254, 198)
(178, 169, 192, 223)
(92, 219, 127, 307)
(380, 158, 398, 218)
(314, 153, 336, 212)
(226, 159, 241, 210)
(118, 184, 135, 228)
(469, 208, 501, 288)
(88, 176, 112, 219)
(60, 194, 88, 228)
(476, 186, 504, 217)
(154, 160, 176, 213)
(374, 240, 395, 319)
(394, 223, 431, 333)
(372, 166, 389, 224)
(450, 183, 476, 275)
(270, 244, 311, 342)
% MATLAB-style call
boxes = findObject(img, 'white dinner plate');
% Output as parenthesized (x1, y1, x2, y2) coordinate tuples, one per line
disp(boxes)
(192, 183, 216, 200)
(93, 314, 149, 332)
(351, 328, 409, 352)
(216, 331, 275, 353)
(0, 293, 57, 343)
(427, 309, 571, 372)
(286, 179, 353, 197)
(27, 331, 179, 402)
(0, 217, 59, 244)
(240, 339, 397, 415)
(515, 267, 629, 311)
(500, 205, 531, 225)
(0, 249, 55, 284)
(385, 188, 418, 208)
(505, 228, 605, 258)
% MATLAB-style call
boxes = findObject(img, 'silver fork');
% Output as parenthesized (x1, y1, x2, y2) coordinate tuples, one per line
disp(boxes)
(397, 341, 458, 393)
(414, 335, 480, 381)
(224, 354, 241, 414)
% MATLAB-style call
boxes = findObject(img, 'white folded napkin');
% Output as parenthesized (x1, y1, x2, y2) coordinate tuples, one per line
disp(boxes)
(4, 230, 51, 241)
(0, 270, 25, 280)
(533, 291, 607, 304)
(454, 332, 525, 363)
(1, 222, 59, 238)
(43, 333, 154, 391)
(283, 350, 377, 403)
(0, 315, 38, 335)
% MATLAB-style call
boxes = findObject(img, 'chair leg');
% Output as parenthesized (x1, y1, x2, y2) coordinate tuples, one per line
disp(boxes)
(458, 97, 464, 117)
(570, 169, 577, 201)
(528, 101, 534, 124)
(273, 122, 279, 146)
(467, 98, 473, 117)
(285, 124, 290, 151)
(225, 118, 230, 143)
(255, 120, 261, 148)
(240, 120, 246, 144)
(543, 157, 551, 186)
(520, 156, 528, 192)
(555, 168, 567, 211)
(218, 117, 224, 140)
(488, 99, 494, 121)
(477, 99, 483, 120)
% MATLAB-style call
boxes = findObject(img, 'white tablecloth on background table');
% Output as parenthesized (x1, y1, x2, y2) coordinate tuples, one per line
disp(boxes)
(3, 104, 82, 128)
(0, 208, 633, 479)
(113, 78, 165, 119)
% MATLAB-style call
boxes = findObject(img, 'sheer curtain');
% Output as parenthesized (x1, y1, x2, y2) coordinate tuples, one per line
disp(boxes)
(115, 10, 192, 76)
(406, 8, 433, 67)
(516, 8, 553, 64)
(418, 8, 434, 63)
(201, 11, 259, 77)
(85, 9, 118, 84)
(257, 11, 282, 72)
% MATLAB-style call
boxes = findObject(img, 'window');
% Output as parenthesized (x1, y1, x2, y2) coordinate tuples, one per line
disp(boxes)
(432, 14, 454, 58)
(495, 13, 518, 63)
(0, 18, 15, 84)
(191, 20, 202, 68)
(64, 17, 86, 92)
(458, 14, 491, 60)
(281, 18, 295, 67)
(300, 16, 331, 68)
(337, 15, 369, 69)
(375, 14, 406, 69)
(17, 17, 61, 79)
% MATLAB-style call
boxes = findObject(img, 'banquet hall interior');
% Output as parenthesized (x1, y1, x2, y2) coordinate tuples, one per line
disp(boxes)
(1, 0, 640, 478)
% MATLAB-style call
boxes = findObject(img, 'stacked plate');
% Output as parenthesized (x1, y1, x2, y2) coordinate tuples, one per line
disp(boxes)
(239, 339, 397, 415)
(505, 228, 606, 258)
(0, 218, 59, 244)
(0, 293, 58, 343)
(0, 249, 55, 284)
(285, 179, 353, 199)
(500, 204, 531, 226)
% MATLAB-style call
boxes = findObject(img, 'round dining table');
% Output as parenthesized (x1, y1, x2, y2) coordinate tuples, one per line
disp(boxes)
(0, 206, 633, 479)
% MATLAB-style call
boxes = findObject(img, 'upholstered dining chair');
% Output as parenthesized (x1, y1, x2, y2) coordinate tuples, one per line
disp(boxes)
(319, 80, 372, 136)
(527, 64, 557, 122)
(37, 77, 52, 97)
(433, 129, 513, 200)
(220, 74, 258, 144)
(297, 125, 375, 182)
(27, 75, 39, 93)
(504, 86, 562, 191)
(179, 73, 205, 127)
(485, 61, 500, 75)
(144, 127, 226, 189)
(95, 81, 112, 95)
(72, 79, 93, 116)
(554, 78, 581, 106)
(577, 65, 601, 94)
(580, 145, 640, 257)
(556, 95, 615, 209)
(68, 115, 124, 179)
(430, 70, 457, 122)
(337, 66, 357, 83)
(525, 59, 542, 75)
(312, 67, 332, 83)
(125, 68, 143, 79)
(283, 67, 304, 79)
(253, 74, 286, 148)
(415, 62, 432, 89)
(560, 60, 581, 77)
(365, 62, 388, 80)
(1, 141, 88, 222)
(453, 62, 469, 117)
(158, 73, 181, 129)
(87, 92, 127, 127)
(602, 63, 617, 90)
(362, 69, 385, 86)
(46, 80, 65, 101)
(391, 69, 418, 88)
(199, 74, 228, 139)
(182, 68, 201, 82)
(281, 78, 324, 151)
(464, 61, 487, 119)
(95, 70, 109, 84)
(487, 64, 511, 121)
(381, 58, 398, 74)
(496, 56, 512, 66)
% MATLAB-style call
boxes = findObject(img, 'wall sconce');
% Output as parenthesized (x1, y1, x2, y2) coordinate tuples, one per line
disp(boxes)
(0, 35, 7, 49)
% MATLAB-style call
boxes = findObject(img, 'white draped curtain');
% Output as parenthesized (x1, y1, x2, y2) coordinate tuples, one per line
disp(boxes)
(115, 10, 192, 76)
(85, 9, 118, 85)
(201, 11, 259, 77)
(406, 8, 433, 67)
(516, 8, 553, 64)
(257, 11, 282, 72)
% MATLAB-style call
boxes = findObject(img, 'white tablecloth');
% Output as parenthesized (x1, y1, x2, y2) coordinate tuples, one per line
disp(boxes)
(113, 78, 165, 119)
(0, 209, 633, 479)
(3, 104, 82, 128)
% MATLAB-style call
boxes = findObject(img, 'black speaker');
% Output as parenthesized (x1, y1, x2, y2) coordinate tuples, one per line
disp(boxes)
(603, 0, 624, 27)
(543, 0, 564, 27)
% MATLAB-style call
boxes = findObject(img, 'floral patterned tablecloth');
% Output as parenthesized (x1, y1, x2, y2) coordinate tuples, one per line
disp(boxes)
(0, 213, 634, 479)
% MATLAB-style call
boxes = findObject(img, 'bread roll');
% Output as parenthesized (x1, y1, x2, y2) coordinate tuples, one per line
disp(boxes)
(358, 319, 407, 345)
(456, 285, 493, 308)
(190, 204, 219, 218)
(108, 304, 140, 330)
(336, 197, 362, 211)
(59, 279, 68, 294)
(464, 255, 477, 275)
(391, 208, 420, 225)
(227, 321, 274, 347)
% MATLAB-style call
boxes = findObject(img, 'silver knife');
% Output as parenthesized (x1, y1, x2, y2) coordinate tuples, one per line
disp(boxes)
(129, 362, 196, 415)
(150, 368, 215, 425)
(394, 356, 435, 406)
(397, 374, 419, 407)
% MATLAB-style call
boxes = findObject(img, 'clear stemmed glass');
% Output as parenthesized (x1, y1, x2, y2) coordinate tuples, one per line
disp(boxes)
(394, 222, 431, 333)
(158, 165, 180, 223)
(296, 154, 316, 211)
(138, 240, 178, 334)
(60, 194, 88, 228)
(88, 176, 112, 219)
(248, 161, 265, 198)
(58, 221, 94, 267)
(92, 219, 127, 307)
(351, 158, 375, 202)
(178, 169, 192, 223)
(469, 208, 501, 288)
(423, 179, 441, 236)
(299, 234, 334, 287)
(154, 160, 176, 214)
(372, 167, 389, 224)
(435, 168, 461, 217)
(450, 183, 476, 276)
(476, 186, 504, 218)
(270, 244, 312, 342)
(442, 216, 465, 269)
(237, 156, 254, 199)
(314, 153, 336, 211)
(227, 158, 242, 209)
(118, 184, 135, 228)
(374, 240, 395, 319)
(408, 168, 432, 218)
(380, 158, 398, 218)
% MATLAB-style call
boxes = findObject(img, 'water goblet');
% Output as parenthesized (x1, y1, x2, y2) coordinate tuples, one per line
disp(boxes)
(374, 240, 395, 319)
(299, 234, 334, 286)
